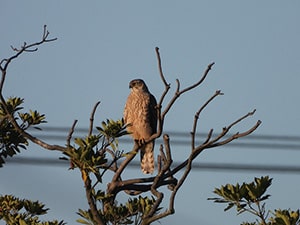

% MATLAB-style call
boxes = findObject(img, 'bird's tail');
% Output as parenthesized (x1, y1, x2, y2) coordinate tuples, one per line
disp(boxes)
(140, 141, 155, 174)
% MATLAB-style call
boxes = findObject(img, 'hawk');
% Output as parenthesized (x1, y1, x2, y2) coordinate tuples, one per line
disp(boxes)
(123, 79, 157, 174)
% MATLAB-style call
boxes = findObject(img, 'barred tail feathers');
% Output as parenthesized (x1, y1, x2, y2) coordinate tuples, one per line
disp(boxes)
(140, 141, 154, 174)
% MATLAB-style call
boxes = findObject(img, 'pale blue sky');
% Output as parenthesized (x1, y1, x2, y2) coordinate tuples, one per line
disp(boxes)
(1, 1, 300, 225)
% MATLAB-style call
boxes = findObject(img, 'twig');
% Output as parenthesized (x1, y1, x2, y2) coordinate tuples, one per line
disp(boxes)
(89, 101, 101, 136)
(207, 109, 259, 146)
(0, 25, 62, 152)
(166, 111, 261, 178)
(191, 90, 223, 149)
(161, 62, 215, 120)
(67, 120, 78, 147)
(155, 47, 168, 87)
(0, 25, 57, 72)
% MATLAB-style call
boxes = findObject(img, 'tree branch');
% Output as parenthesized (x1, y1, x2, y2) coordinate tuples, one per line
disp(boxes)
(0, 25, 57, 72)
(84, 176, 105, 225)
(168, 112, 261, 179)
(0, 25, 63, 152)
(89, 101, 101, 136)
(191, 90, 223, 149)
(155, 47, 168, 87)
(108, 143, 140, 194)
(161, 62, 215, 121)
(67, 120, 78, 147)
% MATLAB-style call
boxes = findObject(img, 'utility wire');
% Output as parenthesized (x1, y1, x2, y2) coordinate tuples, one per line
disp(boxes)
(28, 126, 300, 150)
(31, 126, 300, 142)
(4, 157, 300, 174)
(4, 126, 299, 173)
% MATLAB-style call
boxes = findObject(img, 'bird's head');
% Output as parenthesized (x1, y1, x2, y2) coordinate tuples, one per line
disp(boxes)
(129, 79, 149, 92)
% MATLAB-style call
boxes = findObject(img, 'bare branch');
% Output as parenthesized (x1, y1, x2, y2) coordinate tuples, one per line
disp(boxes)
(0, 25, 64, 153)
(153, 58, 215, 142)
(0, 25, 57, 72)
(161, 62, 215, 120)
(155, 47, 168, 87)
(119, 178, 177, 194)
(207, 109, 259, 145)
(180, 62, 215, 94)
(67, 120, 78, 147)
(203, 128, 214, 145)
(166, 111, 261, 179)
(191, 90, 223, 149)
(208, 119, 262, 148)
(89, 101, 101, 136)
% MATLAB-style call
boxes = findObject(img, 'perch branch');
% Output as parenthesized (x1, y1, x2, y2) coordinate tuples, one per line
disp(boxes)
(145, 134, 174, 222)
(108, 143, 140, 194)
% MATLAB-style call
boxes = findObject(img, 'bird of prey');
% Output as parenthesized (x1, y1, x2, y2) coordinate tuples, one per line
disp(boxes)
(124, 79, 157, 174)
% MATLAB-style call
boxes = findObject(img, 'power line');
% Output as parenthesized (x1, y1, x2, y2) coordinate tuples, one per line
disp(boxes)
(3, 126, 299, 173)
(30, 126, 300, 142)
(4, 157, 300, 174)
(27, 126, 300, 151)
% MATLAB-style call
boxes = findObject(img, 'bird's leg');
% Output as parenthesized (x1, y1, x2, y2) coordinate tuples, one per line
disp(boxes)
(135, 138, 146, 147)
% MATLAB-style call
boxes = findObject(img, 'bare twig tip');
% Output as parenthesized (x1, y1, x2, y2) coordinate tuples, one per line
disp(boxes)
(208, 62, 215, 69)
(249, 109, 256, 115)
(216, 90, 223, 95)
(163, 134, 169, 140)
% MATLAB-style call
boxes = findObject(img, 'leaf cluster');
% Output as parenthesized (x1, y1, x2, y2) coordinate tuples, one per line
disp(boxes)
(62, 119, 128, 181)
(209, 176, 272, 212)
(209, 176, 300, 225)
(96, 118, 129, 151)
(64, 134, 108, 182)
(0, 195, 65, 225)
(77, 196, 159, 225)
(269, 209, 300, 225)
(0, 97, 46, 167)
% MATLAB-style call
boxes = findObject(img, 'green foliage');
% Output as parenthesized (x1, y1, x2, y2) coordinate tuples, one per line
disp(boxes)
(208, 176, 300, 225)
(209, 176, 272, 213)
(270, 209, 300, 225)
(19, 110, 46, 129)
(63, 119, 158, 225)
(96, 118, 129, 151)
(64, 134, 108, 182)
(77, 196, 160, 225)
(0, 195, 65, 225)
(63, 119, 129, 181)
(0, 97, 46, 167)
